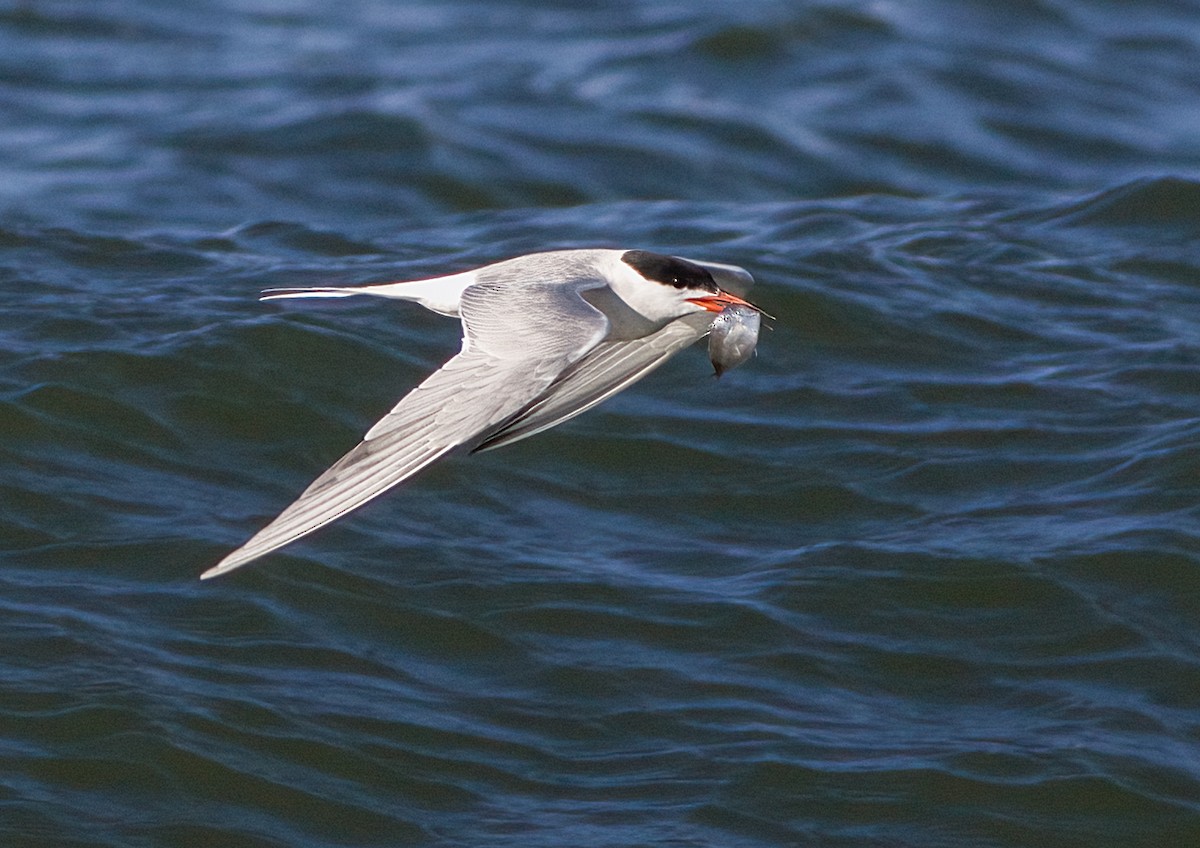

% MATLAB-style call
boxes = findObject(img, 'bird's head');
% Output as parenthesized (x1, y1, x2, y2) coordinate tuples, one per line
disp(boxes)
(617, 249, 760, 322)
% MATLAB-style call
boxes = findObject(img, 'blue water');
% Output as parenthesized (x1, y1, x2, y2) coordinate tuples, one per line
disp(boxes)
(3, 2, 1200, 846)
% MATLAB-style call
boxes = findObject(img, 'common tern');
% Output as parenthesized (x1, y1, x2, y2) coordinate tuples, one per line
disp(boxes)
(203, 248, 759, 579)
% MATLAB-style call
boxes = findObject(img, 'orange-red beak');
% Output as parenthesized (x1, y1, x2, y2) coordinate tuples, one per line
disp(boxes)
(686, 290, 760, 313)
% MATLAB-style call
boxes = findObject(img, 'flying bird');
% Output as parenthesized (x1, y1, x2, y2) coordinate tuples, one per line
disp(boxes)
(203, 248, 759, 578)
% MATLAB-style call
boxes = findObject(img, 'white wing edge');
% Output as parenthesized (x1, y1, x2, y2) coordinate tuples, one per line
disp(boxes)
(474, 313, 711, 452)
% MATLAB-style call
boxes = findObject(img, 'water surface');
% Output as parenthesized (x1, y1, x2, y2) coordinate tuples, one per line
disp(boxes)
(2, 2, 1200, 846)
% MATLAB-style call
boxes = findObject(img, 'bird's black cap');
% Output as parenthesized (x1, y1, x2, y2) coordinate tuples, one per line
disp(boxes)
(621, 250, 719, 293)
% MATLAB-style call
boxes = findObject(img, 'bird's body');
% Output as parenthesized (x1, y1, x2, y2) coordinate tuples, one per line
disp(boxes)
(203, 248, 758, 579)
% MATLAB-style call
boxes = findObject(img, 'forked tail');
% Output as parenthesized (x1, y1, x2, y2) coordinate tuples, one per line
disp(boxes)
(259, 286, 365, 301)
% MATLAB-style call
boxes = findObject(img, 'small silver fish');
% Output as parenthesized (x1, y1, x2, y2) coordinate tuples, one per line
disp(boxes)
(708, 304, 761, 377)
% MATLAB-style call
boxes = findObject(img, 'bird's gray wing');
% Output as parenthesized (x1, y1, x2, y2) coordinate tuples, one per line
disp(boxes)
(202, 277, 610, 578)
(473, 312, 712, 453)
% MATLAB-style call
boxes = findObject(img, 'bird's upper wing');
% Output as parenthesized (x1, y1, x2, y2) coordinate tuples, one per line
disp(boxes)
(202, 276, 610, 578)
(472, 312, 712, 452)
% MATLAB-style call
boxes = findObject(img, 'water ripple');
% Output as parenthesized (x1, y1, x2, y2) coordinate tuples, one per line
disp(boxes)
(3, 0, 1200, 844)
